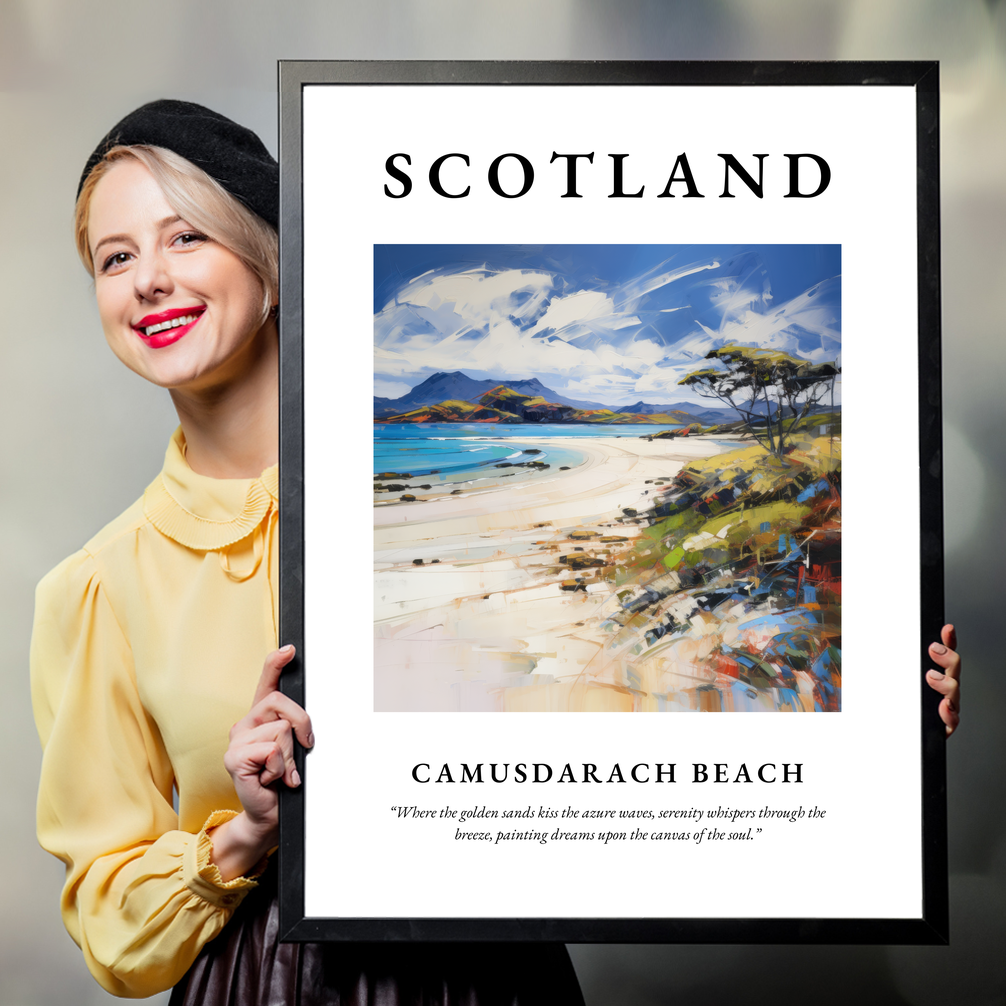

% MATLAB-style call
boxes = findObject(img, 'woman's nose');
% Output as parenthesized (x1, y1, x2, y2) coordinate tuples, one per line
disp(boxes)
(133, 249, 173, 302)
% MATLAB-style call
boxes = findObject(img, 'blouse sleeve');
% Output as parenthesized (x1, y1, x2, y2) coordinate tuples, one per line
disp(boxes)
(31, 549, 262, 998)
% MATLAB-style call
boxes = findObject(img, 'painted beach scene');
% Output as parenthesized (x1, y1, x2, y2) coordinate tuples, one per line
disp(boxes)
(374, 245, 841, 713)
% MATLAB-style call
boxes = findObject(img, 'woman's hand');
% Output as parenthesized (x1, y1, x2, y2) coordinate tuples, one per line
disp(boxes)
(209, 645, 314, 881)
(926, 624, 961, 738)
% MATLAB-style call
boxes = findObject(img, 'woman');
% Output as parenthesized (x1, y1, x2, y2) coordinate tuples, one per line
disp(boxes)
(32, 99, 962, 1002)
(31, 100, 586, 1003)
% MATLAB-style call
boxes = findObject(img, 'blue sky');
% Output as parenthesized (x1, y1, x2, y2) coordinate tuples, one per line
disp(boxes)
(374, 244, 841, 406)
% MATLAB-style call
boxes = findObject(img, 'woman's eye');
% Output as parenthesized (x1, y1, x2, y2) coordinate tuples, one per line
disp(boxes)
(173, 231, 208, 248)
(101, 251, 131, 273)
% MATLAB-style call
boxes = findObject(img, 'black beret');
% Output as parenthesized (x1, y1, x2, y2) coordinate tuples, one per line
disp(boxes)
(78, 99, 278, 228)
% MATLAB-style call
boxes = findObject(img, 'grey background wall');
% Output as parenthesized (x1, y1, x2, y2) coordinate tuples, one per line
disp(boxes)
(1, 2, 1003, 1003)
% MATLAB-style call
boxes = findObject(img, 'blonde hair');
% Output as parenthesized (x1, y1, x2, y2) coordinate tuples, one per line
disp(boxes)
(75, 145, 278, 323)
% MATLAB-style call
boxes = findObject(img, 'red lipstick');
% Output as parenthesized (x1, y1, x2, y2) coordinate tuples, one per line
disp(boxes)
(132, 306, 205, 349)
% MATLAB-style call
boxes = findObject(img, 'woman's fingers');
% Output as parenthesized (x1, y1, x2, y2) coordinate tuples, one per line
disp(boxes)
(941, 623, 957, 652)
(929, 639, 960, 678)
(218, 647, 309, 848)
(926, 669, 960, 736)
(241, 644, 314, 749)
(253, 691, 313, 748)
(927, 623, 961, 737)
(223, 644, 311, 817)
(258, 742, 289, 788)
(224, 738, 287, 788)
(925, 667, 959, 704)
(232, 689, 314, 750)
(925, 683, 960, 736)
(252, 644, 297, 707)
(230, 719, 302, 788)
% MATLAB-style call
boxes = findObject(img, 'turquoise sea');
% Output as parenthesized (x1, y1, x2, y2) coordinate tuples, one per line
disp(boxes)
(373, 423, 683, 481)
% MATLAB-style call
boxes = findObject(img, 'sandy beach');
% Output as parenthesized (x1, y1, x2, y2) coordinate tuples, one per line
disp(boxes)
(374, 434, 740, 711)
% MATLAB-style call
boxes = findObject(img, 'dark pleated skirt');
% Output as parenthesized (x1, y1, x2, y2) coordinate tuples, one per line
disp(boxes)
(169, 869, 584, 1006)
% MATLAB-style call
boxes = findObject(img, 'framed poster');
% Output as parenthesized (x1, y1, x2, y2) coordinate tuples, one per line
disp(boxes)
(277, 61, 946, 943)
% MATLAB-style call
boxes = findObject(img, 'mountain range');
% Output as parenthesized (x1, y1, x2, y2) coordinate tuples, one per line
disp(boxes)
(374, 372, 739, 423)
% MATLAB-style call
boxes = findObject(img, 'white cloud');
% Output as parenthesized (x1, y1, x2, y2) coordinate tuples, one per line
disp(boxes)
(375, 256, 841, 406)
(617, 258, 722, 307)
(706, 277, 842, 363)
(374, 379, 412, 399)
(527, 289, 620, 337)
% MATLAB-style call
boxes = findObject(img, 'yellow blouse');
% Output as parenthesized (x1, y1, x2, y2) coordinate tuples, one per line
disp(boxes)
(31, 428, 279, 998)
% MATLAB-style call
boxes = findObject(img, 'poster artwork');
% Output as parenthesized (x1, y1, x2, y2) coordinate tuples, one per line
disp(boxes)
(288, 65, 941, 939)
(373, 243, 842, 714)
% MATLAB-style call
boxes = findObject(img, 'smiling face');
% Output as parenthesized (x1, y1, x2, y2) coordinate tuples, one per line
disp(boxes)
(87, 158, 273, 393)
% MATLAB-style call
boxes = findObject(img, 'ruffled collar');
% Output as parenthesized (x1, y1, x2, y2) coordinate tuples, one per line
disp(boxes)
(143, 428, 278, 551)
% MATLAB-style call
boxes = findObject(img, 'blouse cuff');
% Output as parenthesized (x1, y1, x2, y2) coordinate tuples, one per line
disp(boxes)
(183, 810, 269, 909)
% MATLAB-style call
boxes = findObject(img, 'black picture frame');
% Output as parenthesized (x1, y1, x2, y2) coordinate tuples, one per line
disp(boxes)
(277, 60, 945, 944)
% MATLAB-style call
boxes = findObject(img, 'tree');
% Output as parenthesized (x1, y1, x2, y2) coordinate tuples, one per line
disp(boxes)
(679, 345, 839, 456)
